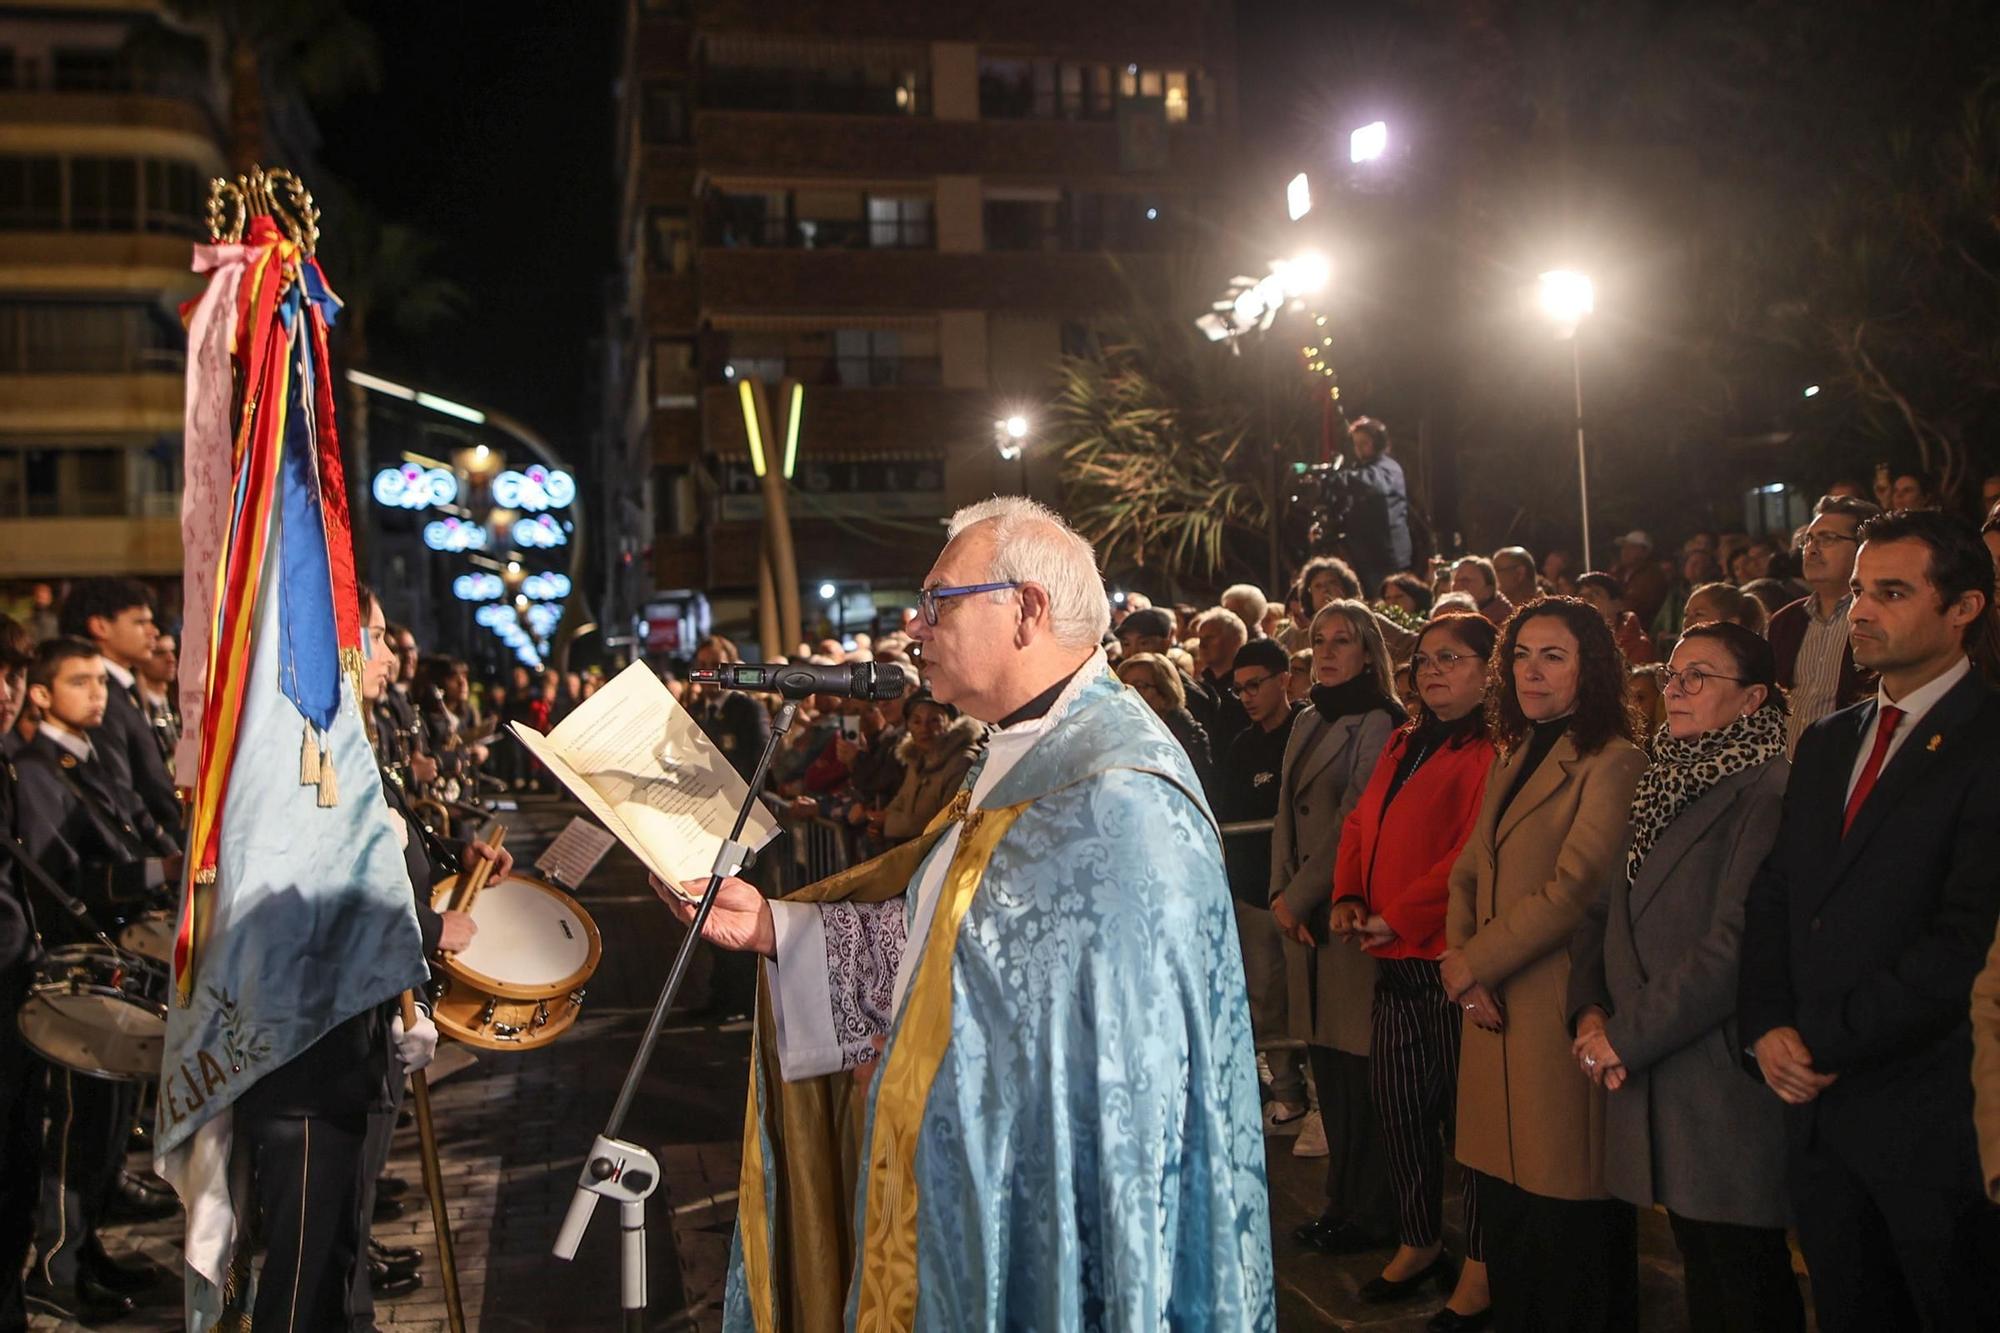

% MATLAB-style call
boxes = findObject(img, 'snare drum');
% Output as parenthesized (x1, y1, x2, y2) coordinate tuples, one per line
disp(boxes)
(18, 945, 169, 1081)
(116, 910, 176, 965)
(430, 873, 601, 1052)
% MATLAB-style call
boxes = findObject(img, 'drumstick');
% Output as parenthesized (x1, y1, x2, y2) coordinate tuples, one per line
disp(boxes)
(401, 991, 467, 1333)
(450, 825, 507, 917)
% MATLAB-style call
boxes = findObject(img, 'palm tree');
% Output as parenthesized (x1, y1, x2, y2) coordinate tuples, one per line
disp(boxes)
(167, 0, 380, 170)
(1051, 301, 1323, 593)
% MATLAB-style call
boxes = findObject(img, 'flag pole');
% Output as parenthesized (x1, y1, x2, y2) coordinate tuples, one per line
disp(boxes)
(402, 989, 466, 1333)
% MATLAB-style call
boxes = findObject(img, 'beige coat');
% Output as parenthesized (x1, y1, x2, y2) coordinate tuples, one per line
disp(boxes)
(1275, 706, 1397, 1056)
(1974, 917, 2000, 1203)
(1446, 731, 1646, 1200)
(880, 717, 984, 841)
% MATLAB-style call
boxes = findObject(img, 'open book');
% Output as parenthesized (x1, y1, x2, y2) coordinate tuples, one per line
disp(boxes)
(509, 662, 780, 897)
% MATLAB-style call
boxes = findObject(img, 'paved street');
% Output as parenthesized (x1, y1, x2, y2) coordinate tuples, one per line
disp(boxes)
(43, 794, 1731, 1331)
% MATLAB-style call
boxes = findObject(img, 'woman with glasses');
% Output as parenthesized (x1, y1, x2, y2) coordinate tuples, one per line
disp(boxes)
(1274, 600, 1406, 1250)
(1115, 650, 1214, 789)
(1442, 598, 1647, 1332)
(1567, 623, 1802, 1332)
(1327, 612, 1500, 1329)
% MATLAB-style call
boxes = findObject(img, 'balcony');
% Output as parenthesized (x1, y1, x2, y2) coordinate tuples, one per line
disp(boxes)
(0, 371, 184, 436)
(0, 90, 222, 161)
(644, 271, 699, 329)
(684, 0, 1226, 52)
(694, 247, 1171, 315)
(650, 407, 702, 466)
(689, 109, 1225, 182)
(699, 383, 985, 458)
(0, 232, 209, 294)
(0, 514, 181, 578)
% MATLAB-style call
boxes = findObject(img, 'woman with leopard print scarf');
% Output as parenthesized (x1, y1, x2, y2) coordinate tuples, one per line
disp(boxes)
(1567, 623, 1807, 1333)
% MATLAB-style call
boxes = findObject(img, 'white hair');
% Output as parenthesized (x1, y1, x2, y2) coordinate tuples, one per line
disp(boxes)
(945, 497, 1112, 649)
(1191, 606, 1248, 646)
(1219, 583, 1268, 628)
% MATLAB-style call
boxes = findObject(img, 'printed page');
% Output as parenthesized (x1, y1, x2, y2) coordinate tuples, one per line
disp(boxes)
(509, 661, 779, 895)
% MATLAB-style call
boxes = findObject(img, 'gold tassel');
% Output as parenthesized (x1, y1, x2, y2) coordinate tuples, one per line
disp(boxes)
(300, 725, 321, 786)
(317, 749, 339, 807)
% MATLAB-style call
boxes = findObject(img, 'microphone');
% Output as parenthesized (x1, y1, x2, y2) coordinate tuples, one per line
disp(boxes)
(689, 661, 910, 701)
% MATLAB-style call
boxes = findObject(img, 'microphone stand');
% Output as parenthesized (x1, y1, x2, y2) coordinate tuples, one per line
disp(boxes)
(553, 697, 799, 1332)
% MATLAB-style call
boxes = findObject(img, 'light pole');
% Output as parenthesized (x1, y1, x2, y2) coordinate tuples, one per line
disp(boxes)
(1538, 269, 1596, 570)
(994, 413, 1030, 494)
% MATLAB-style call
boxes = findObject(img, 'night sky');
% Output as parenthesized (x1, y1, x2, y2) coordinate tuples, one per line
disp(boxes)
(314, 3, 618, 459)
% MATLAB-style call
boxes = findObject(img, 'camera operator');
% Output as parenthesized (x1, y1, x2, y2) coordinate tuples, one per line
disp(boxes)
(1341, 417, 1412, 591)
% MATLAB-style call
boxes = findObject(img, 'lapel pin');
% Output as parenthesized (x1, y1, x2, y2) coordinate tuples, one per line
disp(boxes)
(1926, 734, 1942, 753)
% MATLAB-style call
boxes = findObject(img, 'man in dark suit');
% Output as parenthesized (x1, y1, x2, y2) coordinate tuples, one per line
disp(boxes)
(0, 620, 44, 1333)
(1739, 508, 2000, 1332)
(58, 578, 182, 845)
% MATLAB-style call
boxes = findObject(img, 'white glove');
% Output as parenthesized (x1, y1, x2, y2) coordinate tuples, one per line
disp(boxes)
(391, 1007, 438, 1072)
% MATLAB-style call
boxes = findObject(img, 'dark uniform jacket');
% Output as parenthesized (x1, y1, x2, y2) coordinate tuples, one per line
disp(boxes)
(99, 669, 182, 845)
(12, 728, 173, 945)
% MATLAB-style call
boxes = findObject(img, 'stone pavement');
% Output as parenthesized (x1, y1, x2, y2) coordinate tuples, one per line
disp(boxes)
(40, 792, 1775, 1331)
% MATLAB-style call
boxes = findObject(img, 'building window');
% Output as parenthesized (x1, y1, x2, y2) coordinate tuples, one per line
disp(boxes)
(719, 327, 940, 388)
(651, 337, 697, 405)
(69, 157, 138, 232)
(642, 80, 690, 144)
(866, 196, 932, 249)
(0, 156, 62, 229)
(51, 47, 122, 91)
(706, 187, 932, 250)
(700, 49, 928, 117)
(142, 159, 204, 235)
(0, 300, 184, 374)
(983, 196, 1062, 252)
(3, 446, 127, 518)
(0, 154, 202, 234)
(980, 58, 1204, 123)
(646, 208, 693, 273)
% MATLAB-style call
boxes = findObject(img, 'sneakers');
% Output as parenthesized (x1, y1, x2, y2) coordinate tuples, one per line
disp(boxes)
(1292, 1109, 1328, 1157)
(1263, 1100, 1310, 1135)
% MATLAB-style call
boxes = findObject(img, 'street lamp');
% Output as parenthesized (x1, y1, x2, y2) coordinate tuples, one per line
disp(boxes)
(1350, 120, 1388, 164)
(994, 413, 1031, 492)
(1538, 268, 1597, 569)
(1286, 172, 1312, 221)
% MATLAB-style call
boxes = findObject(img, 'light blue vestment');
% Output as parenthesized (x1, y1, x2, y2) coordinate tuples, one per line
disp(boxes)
(728, 670, 1274, 1331)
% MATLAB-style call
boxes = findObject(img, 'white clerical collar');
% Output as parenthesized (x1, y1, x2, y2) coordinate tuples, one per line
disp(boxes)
(996, 649, 1107, 737)
(1877, 654, 1970, 722)
(103, 658, 135, 690)
(39, 717, 95, 763)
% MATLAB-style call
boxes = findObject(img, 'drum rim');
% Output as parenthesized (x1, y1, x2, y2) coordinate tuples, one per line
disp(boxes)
(16, 997, 165, 1082)
(429, 871, 603, 1000)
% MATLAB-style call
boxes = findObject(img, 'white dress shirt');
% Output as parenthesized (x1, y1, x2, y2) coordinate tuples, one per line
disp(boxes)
(1845, 655, 1971, 803)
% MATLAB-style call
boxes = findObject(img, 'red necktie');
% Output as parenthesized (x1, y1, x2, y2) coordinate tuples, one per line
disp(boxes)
(1842, 704, 1905, 836)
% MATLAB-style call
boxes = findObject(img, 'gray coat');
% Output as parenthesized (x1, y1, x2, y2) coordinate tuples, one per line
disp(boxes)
(1567, 755, 1793, 1228)
(1275, 706, 1396, 1055)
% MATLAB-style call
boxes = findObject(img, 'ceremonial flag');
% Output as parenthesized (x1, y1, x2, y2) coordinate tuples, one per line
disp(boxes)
(156, 193, 428, 1331)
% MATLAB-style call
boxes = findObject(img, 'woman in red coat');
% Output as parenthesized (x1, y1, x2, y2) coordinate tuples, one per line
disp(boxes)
(1330, 612, 1499, 1331)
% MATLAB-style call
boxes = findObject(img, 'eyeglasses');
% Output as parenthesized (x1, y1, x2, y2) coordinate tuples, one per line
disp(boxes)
(1411, 649, 1480, 675)
(917, 581, 1022, 626)
(1228, 674, 1278, 697)
(1661, 666, 1750, 695)
(1796, 530, 1858, 552)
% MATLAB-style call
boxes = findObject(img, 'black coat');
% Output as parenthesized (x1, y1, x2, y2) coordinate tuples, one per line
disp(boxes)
(99, 674, 182, 844)
(1738, 670, 2000, 1190)
(11, 731, 164, 943)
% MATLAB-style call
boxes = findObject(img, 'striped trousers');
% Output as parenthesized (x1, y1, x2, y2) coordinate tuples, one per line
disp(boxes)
(1370, 957, 1482, 1258)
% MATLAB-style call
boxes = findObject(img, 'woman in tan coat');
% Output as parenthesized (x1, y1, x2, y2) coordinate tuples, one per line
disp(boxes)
(1441, 598, 1645, 1333)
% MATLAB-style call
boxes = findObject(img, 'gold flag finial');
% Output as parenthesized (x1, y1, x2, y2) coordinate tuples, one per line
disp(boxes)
(205, 165, 319, 256)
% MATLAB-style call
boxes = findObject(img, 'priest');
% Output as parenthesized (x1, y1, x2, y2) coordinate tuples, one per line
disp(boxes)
(659, 496, 1273, 1332)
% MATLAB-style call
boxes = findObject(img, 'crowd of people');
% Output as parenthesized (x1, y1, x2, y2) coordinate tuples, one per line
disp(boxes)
(5, 458, 2000, 1332)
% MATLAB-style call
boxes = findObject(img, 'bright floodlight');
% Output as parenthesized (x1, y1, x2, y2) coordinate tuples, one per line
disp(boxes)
(1350, 121, 1387, 164)
(1803, 384, 1821, 398)
(1278, 251, 1330, 297)
(1538, 269, 1596, 325)
(819, 582, 837, 601)
(1003, 414, 1030, 440)
(1287, 172, 1312, 221)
